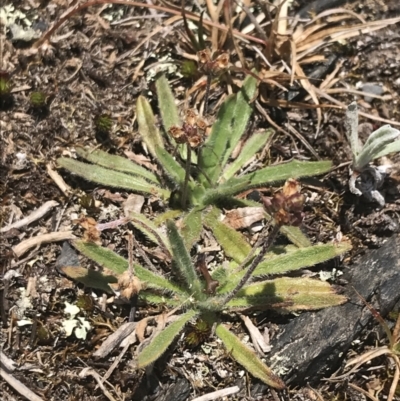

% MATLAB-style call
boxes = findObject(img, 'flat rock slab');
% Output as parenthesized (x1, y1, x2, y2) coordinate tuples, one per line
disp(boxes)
(269, 234, 400, 385)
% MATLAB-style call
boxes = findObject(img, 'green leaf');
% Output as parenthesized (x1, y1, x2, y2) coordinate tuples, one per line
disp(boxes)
(137, 95, 164, 158)
(180, 207, 203, 250)
(154, 209, 184, 226)
(73, 240, 186, 295)
(203, 208, 251, 264)
(156, 74, 180, 132)
(167, 220, 203, 296)
(215, 323, 285, 389)
(75, 147, 159, 183)
(57, 158, 170, 199)
(355, 125, 400, 169)
(155, 146, 186, 188)
(155, 74, 194, 163)
(60, 266, 117, 293)
(199, 75, 258, 186)
(241, 160, 333, 188)
(280, 226, 311, 247)
(221, 130, 273, 182)
(202, 160, 331, 202)
(216, 241, 351, 294)
(129, 211, 170, 252)
(198, 94, 236, 185)
(220, 75, 258, 170)
(139, 291, 182, 308)
(254, 242, 351, 276)
(374, 140, 400, 159)
(137, 309, 198, 368)
(229, 277, 347, 310)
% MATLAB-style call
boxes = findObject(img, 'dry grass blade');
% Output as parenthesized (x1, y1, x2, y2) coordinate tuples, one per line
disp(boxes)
(388, 354, 400, 401)
(293, 61, 322, 134)
(313, 87, 400, 127)
(296, 17, 400, 58)
(348, 382, 380, 401)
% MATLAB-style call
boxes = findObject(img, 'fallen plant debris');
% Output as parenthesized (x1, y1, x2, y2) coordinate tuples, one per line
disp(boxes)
(1, 0, 400, 400)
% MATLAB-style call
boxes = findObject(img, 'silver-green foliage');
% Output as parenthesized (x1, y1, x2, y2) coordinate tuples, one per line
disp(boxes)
(345, 102, 400, 206)
(70, 218, 350, 389)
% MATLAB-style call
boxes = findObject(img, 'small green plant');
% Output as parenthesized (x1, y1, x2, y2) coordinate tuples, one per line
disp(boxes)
(57, 73, 332, 246)
(30, 91, 47, 107)
(63, 180, 350, 389)
(29, 91, 51, 117)
(0, 70, 13, 109)
(345, 102, 400, 206)
(94, 113, 113, 134)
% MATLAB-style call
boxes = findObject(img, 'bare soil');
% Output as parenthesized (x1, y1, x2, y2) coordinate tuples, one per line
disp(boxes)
(1, 1, 400, 400)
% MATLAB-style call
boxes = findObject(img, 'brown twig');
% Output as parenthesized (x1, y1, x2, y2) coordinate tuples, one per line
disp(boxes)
(0, 200, 59, 233)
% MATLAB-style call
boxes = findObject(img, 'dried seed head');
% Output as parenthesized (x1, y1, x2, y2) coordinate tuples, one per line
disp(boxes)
(168, 109, 206, 148)
(185, 108, 198, 126)
(118, 271, 142, 300)
(262, 179, 305, 226)
(197, 49, 229, 76)
(168, 125, 186, 143)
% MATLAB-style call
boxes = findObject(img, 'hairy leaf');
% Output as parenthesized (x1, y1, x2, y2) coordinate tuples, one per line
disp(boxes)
(155, 74, 192, 162)
(139, 291, 182, 308)
(137, 95, 164, 158)
(215, 323, 285, 389)
(374, 140, 400, 159)
(137, 310, 198, 368)
(57, 158, 169, 199)
(129, 211, 170, 252)
(355, 125, 400, 170)
(217, 242, 350, 294)
(60, 266, 117, 293)
(230, 277, 347, 310)
(221, 75, 258, 170)
(241, 160, 332, 188)
(75, 147, 159, 183)
(180, 207, 203, 250)
(155, 73, 180, 132)
(203, 208, 251, 264)
(254, 242, 351, 276)
(167, 220, 203, 296)
(280, 225, 311, 247)
(198, 94, 236, 185)
(345, 102, 361, 157)
(155, 146, 186, 188)
(73, 240, 186, 295)
(221, 129, 273, 182)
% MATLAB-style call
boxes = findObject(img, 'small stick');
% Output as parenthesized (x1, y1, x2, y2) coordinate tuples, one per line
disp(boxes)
(0, 368, 45, 401)
(190, 386, 240, 401)
(1, 200, 59, 233)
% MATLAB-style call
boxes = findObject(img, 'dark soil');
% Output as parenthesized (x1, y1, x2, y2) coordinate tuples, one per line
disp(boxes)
(1, 1, 400, 400)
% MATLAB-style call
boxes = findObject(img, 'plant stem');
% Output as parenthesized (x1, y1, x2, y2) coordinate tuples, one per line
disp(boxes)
(234, 221, 271, 273)
(181, 143, 191, 208)
(203, 74, 212, 115)
(221, 223, 281, 306)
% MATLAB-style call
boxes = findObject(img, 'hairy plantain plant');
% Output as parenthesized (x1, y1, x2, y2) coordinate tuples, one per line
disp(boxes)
(63, 180, 351, 389)
(57, 73, 332, 247)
